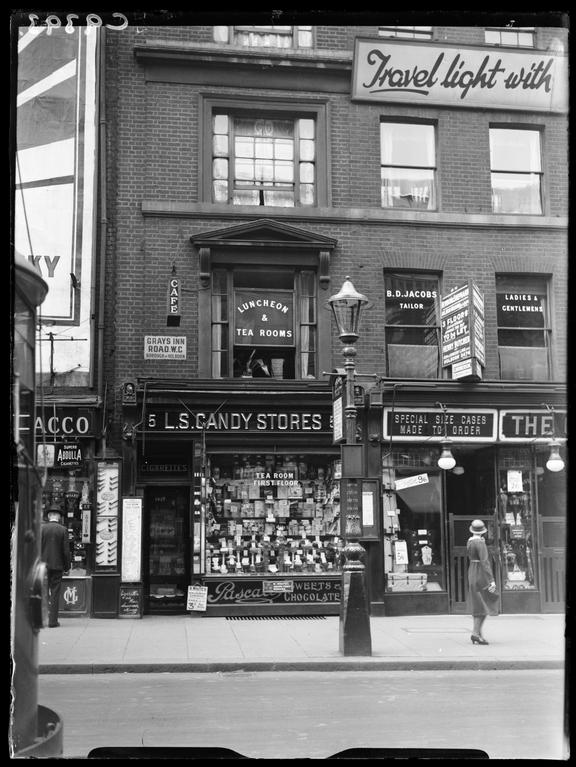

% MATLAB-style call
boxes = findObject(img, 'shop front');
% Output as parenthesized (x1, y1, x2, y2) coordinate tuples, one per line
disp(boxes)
(122, 383, 355, 616)
(378, 400, 566, 616)
(35, 402, 104, 618)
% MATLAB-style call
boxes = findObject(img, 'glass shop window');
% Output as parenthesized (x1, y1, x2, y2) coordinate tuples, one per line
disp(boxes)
(484, 28, 535, 47)
(496, 450, 537, 591)
(205, 454, 342, 575)
(381, 122, 436, 210)
(214, 25, 313, 48)
(211, 267, 318, 380)
(383, 450, 446, 593)
(496, 275, 551, 381)
(384, 272, 441, 378)
(378, 26, 432, 39)
(212, 113, 316, 207)
(490, 128, 542, 214)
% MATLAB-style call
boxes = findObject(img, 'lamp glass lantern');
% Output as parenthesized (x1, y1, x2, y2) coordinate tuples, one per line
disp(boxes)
(437, 440, 456, 471)
(546, 439, 565, 472)
(328, 277, 369, 345)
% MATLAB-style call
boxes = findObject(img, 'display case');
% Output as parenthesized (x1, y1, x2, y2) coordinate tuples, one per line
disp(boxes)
(497, 452, 537, 591)
(382, 450, 446, 593)
(204, 454, 343, 576)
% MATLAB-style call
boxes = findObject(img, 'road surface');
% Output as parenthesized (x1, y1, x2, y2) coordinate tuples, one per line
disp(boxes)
(39, 669, 567, 760)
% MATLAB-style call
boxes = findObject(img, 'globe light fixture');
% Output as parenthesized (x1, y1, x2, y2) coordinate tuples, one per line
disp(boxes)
(328, 276, 370, 345)
(438, 441, 457, 471)
(546, 439, 565, 472)
(452, 465, 465, 476)
(435, 402, 456, 470)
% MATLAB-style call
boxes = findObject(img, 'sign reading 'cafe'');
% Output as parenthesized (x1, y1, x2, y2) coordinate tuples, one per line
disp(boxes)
(352, 39, 568, 112)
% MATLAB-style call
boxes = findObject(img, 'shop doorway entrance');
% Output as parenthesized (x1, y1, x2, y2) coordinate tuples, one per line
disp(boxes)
(445, 448, 497, 614)
(144, 487, 191, 614)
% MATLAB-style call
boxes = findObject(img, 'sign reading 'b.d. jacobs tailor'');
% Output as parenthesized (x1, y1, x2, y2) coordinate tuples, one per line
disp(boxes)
(352, 39, 568, 112)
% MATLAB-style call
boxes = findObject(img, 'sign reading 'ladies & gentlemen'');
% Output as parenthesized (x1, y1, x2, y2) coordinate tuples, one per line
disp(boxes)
(352, 39, 568, 112)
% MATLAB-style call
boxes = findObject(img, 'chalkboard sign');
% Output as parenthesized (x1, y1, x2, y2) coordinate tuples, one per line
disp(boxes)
(119, 585, 142, 618)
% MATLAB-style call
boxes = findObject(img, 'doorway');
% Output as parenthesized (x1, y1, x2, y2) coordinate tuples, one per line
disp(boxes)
(445, 448, 498, 613)
(144, 487, 191, 614)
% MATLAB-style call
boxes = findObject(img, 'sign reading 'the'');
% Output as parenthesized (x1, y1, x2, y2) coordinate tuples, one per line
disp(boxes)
(144, 335, 186, 360)
(352, 39, 568, 112)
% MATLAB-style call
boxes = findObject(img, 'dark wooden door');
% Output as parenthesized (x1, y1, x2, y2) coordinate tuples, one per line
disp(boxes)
(539, 517, 566, 612)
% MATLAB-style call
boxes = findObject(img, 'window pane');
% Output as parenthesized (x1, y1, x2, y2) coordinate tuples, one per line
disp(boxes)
(388, 344, 439, 378)
(211, 295, 229, 322)
(499, 347, 549, 380)
(275, 141, 294, 160)
(385, 275, 439, 325)
(300, 184, 315, 205)
(213, 114, 229, 134)
(381, 168, 435, 209)
(300, 352, 316, 378)
(298, 29, 313, 47)
(381, 123, 435, 167)
(211, 324, 228, 350)
(254, 137, 274, 159)
(213, 134, 229, 157)
(490, 129, 541, 172)
(212, 270, 227, 292)
(298, 119, 315, 139)
(299, 139, 315, 161)
(484, 30, 500, 44)
(498, 329, 547, 347)
(213, 26, 229, 43)
(263, 189, 294, 206)
(213, 158, 228, 180)
(496, 292, 546, 328)
(213, 179, 228, 202)
(235, 136, 255, 158)
(232, 189, 260, 205)
(491, 173, 541, 214)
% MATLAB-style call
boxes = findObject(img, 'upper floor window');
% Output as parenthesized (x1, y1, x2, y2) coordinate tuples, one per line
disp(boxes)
(484, 28, 534, 47)
(211, 268, 318, 380)
(384, 272, 441, 378)
(214, 25, 313, 48)
(378, 26, 432, 39)
(212, 113, 316, 207)
(496, 275, 551, 381)
(381, 122, 436, 210)
(490, 128, 542, 215)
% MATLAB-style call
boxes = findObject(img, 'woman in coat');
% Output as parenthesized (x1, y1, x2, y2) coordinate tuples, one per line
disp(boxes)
(467, 519, 498, 645)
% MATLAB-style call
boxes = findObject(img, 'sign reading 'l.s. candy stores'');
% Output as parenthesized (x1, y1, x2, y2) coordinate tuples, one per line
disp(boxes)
(352, 39, 568, 112)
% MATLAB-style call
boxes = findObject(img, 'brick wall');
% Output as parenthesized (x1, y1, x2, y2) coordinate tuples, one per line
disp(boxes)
(102, 25, 568, 443)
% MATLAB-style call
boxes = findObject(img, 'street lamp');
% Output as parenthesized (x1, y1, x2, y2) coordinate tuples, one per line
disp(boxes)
(328, 276, 372, 656)
(435, 402, 456, 471)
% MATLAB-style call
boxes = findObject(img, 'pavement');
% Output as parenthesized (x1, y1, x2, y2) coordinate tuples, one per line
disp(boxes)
(38, 612, 567, 674)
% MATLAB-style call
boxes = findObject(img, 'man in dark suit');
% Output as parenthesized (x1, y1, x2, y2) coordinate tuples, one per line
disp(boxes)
(41, 508, 71, 627)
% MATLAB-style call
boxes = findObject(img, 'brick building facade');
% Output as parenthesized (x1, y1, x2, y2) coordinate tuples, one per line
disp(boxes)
(47, 21, 569, 618)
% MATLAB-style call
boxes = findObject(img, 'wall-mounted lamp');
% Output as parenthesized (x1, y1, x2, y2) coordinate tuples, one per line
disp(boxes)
(435, 402, 456, 470)
(546, 439, 565, 473)
(541, 403, 565, 473)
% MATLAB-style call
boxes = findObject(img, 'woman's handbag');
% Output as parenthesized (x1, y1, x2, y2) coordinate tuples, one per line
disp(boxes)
(482, 585, 500, 613)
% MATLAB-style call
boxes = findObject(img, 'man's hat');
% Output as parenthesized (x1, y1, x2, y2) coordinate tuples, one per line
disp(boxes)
(46, 507, 62, 517)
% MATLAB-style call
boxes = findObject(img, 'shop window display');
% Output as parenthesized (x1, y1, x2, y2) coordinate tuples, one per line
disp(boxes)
(42, 469, 93, 575)
(496, 452, 537, 591)
(204, 454, 343, 575)
(382, 450, 445, 592)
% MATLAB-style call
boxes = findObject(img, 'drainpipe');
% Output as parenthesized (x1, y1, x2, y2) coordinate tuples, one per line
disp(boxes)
(96, 27, 108, 456)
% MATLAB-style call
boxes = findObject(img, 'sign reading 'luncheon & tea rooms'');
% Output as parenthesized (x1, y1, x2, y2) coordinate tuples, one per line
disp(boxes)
(352, 39, 568, 112)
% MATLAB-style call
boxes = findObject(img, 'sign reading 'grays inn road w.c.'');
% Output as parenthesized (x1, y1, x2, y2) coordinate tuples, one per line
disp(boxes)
(352, 39, 568, 112)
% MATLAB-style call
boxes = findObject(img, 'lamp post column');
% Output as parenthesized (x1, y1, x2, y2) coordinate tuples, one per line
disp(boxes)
(327, 276, 372, 657)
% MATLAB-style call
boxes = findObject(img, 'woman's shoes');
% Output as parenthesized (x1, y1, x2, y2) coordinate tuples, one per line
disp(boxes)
(471, 634, 489, 645)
